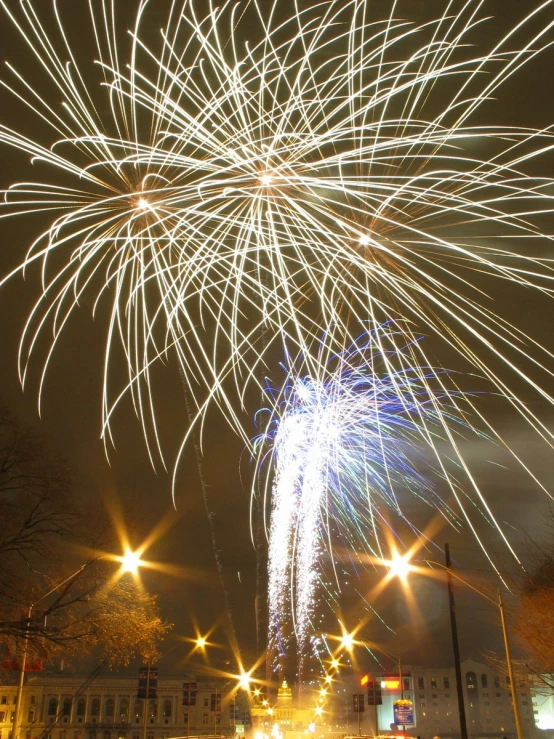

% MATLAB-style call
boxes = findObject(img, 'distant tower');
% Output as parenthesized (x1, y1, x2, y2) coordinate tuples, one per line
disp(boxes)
(277, 679, 293, 705)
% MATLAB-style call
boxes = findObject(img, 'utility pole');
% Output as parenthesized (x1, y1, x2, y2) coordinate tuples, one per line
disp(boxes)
(445, 543, 468, 739)
(498, 590, 523, 739)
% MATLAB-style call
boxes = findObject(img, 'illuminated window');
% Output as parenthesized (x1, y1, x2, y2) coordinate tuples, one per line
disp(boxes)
(466, 672, 477, 690)
(430, 678, 437, 690)
(119, 699, 129, 722)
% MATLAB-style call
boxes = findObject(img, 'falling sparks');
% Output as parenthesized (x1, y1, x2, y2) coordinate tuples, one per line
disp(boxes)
(255, 332, 476, 671)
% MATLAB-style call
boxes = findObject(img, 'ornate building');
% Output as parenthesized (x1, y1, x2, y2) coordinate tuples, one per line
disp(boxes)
(251, 680, 312, 736)
(0, 674, 248, 739)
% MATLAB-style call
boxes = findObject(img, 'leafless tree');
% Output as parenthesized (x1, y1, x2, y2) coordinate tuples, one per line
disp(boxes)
(0, 401, 170, 666)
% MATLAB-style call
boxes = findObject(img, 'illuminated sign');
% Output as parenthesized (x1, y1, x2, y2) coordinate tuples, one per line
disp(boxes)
(381, 679, 400, 690)
(393, 700, 414, 726)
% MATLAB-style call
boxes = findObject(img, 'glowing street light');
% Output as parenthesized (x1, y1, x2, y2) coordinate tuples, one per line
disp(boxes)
(339, 630, 355, 651)
(14, 551, 145, 739)
(238, 670, 252, 690)
(385, 552, 412, 582)
(119, 549, 144, 575)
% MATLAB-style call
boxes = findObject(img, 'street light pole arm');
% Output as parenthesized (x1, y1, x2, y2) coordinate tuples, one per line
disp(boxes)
(422, 559, 498, 605)
(30, 563, 90, 609)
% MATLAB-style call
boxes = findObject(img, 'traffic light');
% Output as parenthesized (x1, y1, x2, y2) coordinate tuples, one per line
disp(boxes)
(366, 680, 382, 705)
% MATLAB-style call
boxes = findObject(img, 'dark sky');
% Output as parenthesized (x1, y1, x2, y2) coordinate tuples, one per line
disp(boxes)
(0, 0, 553, 683)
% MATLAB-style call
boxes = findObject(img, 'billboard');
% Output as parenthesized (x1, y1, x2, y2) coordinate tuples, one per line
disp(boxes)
(393, 699, 414, 726)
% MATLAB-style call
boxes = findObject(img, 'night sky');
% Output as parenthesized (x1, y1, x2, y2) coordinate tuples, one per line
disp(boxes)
(0, 0, 553, 683)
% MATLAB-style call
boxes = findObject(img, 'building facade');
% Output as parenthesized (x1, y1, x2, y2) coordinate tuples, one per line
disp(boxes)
(0, 675, 247, 739)
(530, 677, 554, 736)
(341, 660, 536, 739)
(0, 660, 542, 739)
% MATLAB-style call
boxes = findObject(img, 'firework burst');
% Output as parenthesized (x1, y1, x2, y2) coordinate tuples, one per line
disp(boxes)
(1, 0, 554, 465)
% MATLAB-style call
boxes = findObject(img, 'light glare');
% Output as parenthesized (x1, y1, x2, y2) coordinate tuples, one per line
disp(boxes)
(119, 549, 143, 575)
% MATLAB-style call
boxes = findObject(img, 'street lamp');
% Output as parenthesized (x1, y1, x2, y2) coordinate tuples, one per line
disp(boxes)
(12, 551, 144, 739)
(119, 548, 145, 575)
(384, 547, 524, 739)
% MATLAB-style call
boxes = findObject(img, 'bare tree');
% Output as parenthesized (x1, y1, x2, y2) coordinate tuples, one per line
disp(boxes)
(0, 401, 170, 666)
(511, 548, 554, 691)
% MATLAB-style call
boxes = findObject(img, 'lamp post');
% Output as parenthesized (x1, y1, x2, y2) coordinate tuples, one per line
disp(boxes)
(12, 563, 88, 739)
(439, 556, 523, 739)
(12, 551, 144, 739)
(385, 549, 524, 739)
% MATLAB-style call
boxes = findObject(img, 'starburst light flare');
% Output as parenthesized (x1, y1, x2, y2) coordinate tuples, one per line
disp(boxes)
(0, 0, 554, 477)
